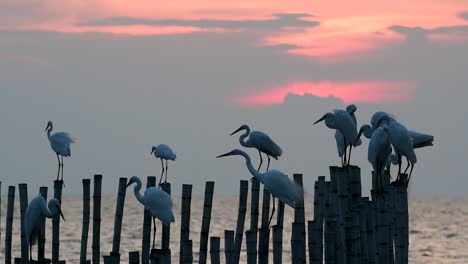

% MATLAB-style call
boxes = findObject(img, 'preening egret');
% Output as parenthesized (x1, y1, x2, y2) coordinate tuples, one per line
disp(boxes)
(230, 125, 283, 171)
(45, 121, 75, 182)
(216, 149, 301, 227)
(314, 109, 361, 166)
(335, 104, 360, 166)
(126, 176, 175, 250)
(377, 116, 417, 185)
(151, 144, 176, 185)
(25, 194, 65, 261)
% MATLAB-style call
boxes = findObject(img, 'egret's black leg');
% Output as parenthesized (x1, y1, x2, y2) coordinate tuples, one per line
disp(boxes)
(257, 150, 263, 172)
(343, 136, 348, 166)
(407, 163, 414, 187)
(266, 156, 271, 171)
(397, 154, 402, 182)
(386, 165, 391, 180)
(165, 159, 168, 183)
(341, 156, 345, 167)
(152, 217, 157, 250)
(61, 155, 64, 181)
(159, 158, 164, 186)
(403, 157, 410, 175)
(30, 242, 32, 261)
(348, 145, 353, 166)
(268, 197, 276, 228)
(56, 154, 60, 181)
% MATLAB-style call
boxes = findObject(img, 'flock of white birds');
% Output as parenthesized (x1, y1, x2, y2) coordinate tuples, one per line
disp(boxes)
(24, 105, 433, 261)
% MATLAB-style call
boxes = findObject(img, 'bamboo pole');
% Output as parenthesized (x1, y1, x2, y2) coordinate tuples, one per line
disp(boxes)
(160, 182, 172, 263)
(291, 222, 306, 264)
(324, 219, 337, 264)
(142, 176, 156, 264)
(245, 230, 257, 264)
(293, 174, 306, 263)
(80, 179, 91, 264)
(250, 178, 260, 230)
(52, 180, 64, 262)
(110, 177, 128, 263)
(5, 186, 15, 264)
(348, 166, 362, 209)
(198, 181, 215, 264)
(312, 177, 325, 264)
(330, 168, 346, 264)
(37, 187, 48, 261)
(182, 240, 193, 264)
(19, 183, 28, 261)
(272, 225, 283, 264)
(179, 184, 192, 264)
(367, 200, 377, 264)
(308, 220, 322, 264)
(92, 174, 103, 264)
(258, 187, 270, 264)
(234, 180, 248, 263)
(129, 252, 140, 264)
(224, 230, 235, 264)
(359, 198, 369, 264)
(394, 174, 408, 264)
(209, 237, 220, 264)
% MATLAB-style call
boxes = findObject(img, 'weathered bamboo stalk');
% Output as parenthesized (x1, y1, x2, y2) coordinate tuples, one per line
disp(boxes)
(129, 252, 140, 264)
(209, 237, 220, 264)
(272, 225, 283, 264)
(258, 187, 270, 264)
(198, 181, 215, 264)
(52, 180, 64, 262)
(394, 174, 408, 264)
(179, 184, 192, 264)
(250, 178, 260, 230)
(324, 219, 337, 264)
(348, 166, 362, 209)
(359, 198, 369, 264)
(234, 180, 248, 263)
(19, 183, 29, 261)
(245, 230, 257, 264)
(367, 200, 378, 264)
(80, 179, 91, 264)
(182, 240, 193, 264)
(330, 168, 346, 264)
(110, 177, 128, 263)
(5, 186, 15, 264)
(308, 220, 322, 264)
(142, 176, 156, 264)
(291, 222, 306, 264)
(92, 174, 103, 264)
(293, 174, 306, 263)
(38, 187, 48, 261)
(160, 182, 172, 263)
(224, 230, 235, 264)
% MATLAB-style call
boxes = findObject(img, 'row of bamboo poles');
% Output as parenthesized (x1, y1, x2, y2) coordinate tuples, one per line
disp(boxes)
(1, 165, 408, 263)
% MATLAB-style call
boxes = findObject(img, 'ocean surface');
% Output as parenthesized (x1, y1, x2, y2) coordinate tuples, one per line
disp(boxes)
(0, 195, 467, 263)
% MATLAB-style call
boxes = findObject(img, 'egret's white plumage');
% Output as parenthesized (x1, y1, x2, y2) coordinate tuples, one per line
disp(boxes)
(45, 121, 75, 181)
(335, 104, 361, 166)
(217, 149, 301, 227)
(365, 126, 392, 191)
(126, 176, 175, 249)
(25, 194, 64, 261)
(315, 108, 361, 166)
(151, 144, 176, 185)
(231, 124, 283, 171)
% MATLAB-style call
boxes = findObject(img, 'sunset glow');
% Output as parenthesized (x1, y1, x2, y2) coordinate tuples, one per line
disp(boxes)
(238, 81, 416, 105)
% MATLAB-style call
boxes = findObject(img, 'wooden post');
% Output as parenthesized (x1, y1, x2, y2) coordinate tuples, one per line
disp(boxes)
(394, 174, 408, 264)
(249, 178, 260, 263)
(324, 219, 337, 264)
(311, 177, 326, 264)
(258, 188, 270, 264)
(19, 183, 29, 261)
(245, 230, 257, 264)
(308, 220, 322, 264)
(293, 174, 306, 263)
(37, 187, 48, 261)
(234, 180, 248, 264)
(291, 222, 306, 264)
(92, 174, 103, 264)
(198, 181, 215, 264)
(272, 225, 283, 264)
(367, 200, 377, 264)
(109, 177, 128, 263)
(80, 179, 91, 264)
(142, 176, 156, 264)
(129, 252, 140, 264)
(179, 184, 192, 264)
(52, 180, 64, 263)
(209, 237, 220, 264)
(330, 167, 346, 264)
(182, 240, 193, 264)
(224, 230, 235, 264)
(359, 198, 369, 264)
(160, 182, 172, 263)
(5, 186, 15, 264)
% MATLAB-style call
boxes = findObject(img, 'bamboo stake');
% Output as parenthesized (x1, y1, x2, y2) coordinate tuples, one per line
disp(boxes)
(234, 180, 248, 264)
(38, 187, 48, 261)
(224, 230, 235, 264)
(5, 186, 15, 264)
(293, 174, 306, 263)
(245, 230, 257, 264)
(272, 225, 283, 264)
(359, 198, 369, 264)
(142, 176, 156, 264)
(330, 168, 346, 264)
(19, 183, 28, 261)
(258, 187, 270, 264)
(80, 179, 91, 264)
(129, 252, 140, 264)
(179, 184, 192, 264)
(52, 180, 64, 262)
(209, 237, 220, 264)
(182, 240, 193, 264)
(308, 220, 322, 264)
(110, 177, 128, 263)
(160, 182, 172, 263)
(250, 178, 260, 230)
(92, 174, 103, 264)
(198, 181, 215, 264)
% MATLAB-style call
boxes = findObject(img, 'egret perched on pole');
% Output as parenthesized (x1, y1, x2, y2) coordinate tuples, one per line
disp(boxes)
(151, 144, 176, 185)
(356, 125, 392, 191)
(335, 104, 359, 166)
(45, 121, 75, 182)
(126, 176, 175, 251)
(314, 109, 361, 166)
(25, 194, 65, 261)
(377, 116, 417, 185)
(216, 149, 301, 227)
(230, 124, 283, 171)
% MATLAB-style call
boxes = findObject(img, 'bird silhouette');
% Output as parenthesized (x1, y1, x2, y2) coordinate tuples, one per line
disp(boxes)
(45, 121, 75, 182)
(151, 144, 176, 185)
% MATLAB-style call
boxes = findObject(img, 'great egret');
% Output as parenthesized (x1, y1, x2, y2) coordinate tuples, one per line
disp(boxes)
(377, 116, 417, 185)
(45, 121, 75, 182)
(314, 109, 361, 166)
(151, 144, 177, 185)
(126, 176, 175, 250)
(216, 149, 301, 227)
(25, 194, 65, 261)
(335, 104, 360, 166)
(230, 125, 283, 171)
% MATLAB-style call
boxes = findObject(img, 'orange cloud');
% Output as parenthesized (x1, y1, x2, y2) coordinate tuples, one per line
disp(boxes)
(237, 81, 416, 105)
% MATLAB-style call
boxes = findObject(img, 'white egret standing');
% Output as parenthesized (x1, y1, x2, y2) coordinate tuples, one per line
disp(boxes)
(230, 125, 283, 171)
(126, 176, 175, 250)
(217, 149, 301, 227)
(377, 116, 417, 185)
(45, 121, 75, 182)
(25, 195, 65, 261)
(335, 104, 360, 166)
(151, 144, 177, 185)
(314, 109, 361, 166)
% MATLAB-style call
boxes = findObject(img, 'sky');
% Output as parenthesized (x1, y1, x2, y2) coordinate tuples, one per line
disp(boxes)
(1, 0, 468, 197)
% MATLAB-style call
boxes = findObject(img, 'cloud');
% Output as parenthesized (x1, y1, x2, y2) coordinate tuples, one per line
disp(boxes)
(389, 24, 468, 42)
(459, 11, 468, 21)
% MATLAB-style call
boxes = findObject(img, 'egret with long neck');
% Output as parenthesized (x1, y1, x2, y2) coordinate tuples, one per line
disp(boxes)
(45, 121, 75, 182)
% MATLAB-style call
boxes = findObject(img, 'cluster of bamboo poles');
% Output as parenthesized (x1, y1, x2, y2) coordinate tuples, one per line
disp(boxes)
(1, 165, 409, 264)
